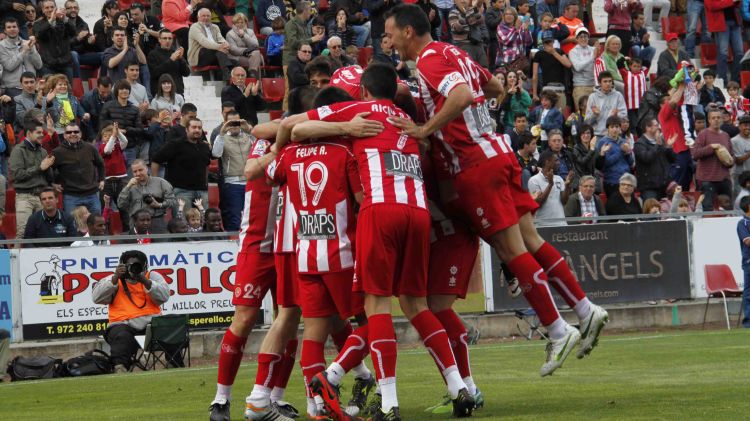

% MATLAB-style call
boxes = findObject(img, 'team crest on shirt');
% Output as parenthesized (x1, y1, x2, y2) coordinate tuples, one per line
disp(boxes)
(397, 134, 407, 150)
(383, 151, 423, 180)
(449, 266, 458, 287)
(317, 106, 333, 119)
(298, 213, 336, 240)
(476, 207, 484, 216)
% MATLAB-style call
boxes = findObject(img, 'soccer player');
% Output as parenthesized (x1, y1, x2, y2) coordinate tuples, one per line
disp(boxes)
(277, 64, 476, 421)
(385, 4, 609, 377)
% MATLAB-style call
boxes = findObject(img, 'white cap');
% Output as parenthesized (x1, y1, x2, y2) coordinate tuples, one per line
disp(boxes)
(575, 27, 589, 37)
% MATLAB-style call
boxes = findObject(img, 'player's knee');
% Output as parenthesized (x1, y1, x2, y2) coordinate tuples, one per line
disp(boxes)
(398, 295, 428, 320)
(230, 306, 259, 335)
(427, 295, 456, 313)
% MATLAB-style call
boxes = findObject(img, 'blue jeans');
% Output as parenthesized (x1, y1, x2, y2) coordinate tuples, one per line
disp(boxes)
(71, 51, 103, 78)
(220, 182, 246, 232)
(700, 179, 732, 211)
(63, 192, 102, 216)
(671, 150, 694, 191)
(743, 269, 750, 327)
(352, 24, 370, 48)
(632, 45, 656, 67)
(172, 188, 209, 217)
(716, 19, 743, 83)
(685, 0, 712, 57)
(123, 145, 150, 176)
(139, 64, 151, 95)
(435, 7, 454, 43)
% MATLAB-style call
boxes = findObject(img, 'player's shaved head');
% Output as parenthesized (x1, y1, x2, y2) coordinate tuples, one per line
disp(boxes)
(361, 63, 397, 100)
(386, 4, 430, 36)
(314, 87, 354, 107)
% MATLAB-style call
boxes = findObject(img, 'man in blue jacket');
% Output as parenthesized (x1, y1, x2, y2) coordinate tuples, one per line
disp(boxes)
(595, 115, 634, 197)
(736, 195, 750, 328)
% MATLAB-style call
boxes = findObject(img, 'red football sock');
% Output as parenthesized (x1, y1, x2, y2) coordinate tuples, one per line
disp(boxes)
(272, 338, 298, 390)
(507, 253, 561, 326)
(533, 242, 586, 307)
(434, 309, 471, 379)
(254, 352, 283, 388)
(368, 314, 397, 381)
(300, 340, 326, 397)
(334, 325, 370, 372)
(411, 310, 458, 375)
(331, 321, 353, 352)
(217, 329, 247, 386)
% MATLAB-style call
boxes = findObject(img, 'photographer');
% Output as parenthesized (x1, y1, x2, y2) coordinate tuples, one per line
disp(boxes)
(211, 111, 253, 231)
(92, 250, 170, 372)
(117, 159, 176, 233)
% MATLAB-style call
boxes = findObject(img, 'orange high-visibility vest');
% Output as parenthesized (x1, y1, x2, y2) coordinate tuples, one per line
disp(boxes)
(108, 275, 162, 323)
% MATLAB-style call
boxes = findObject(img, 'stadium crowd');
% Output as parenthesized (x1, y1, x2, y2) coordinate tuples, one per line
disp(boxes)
(0, 0, 746, 245)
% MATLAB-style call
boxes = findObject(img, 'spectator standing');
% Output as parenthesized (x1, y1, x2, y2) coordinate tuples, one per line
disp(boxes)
(212, 111, 253, 231)
(641, 0, 670, 31)
(658, 83, 693, 190)
(736, 196, 750, 328)
(23, 187, 78, 247)
(286, 42, 313, 91)
(128, 2, 162, 58)
(0, 19, 42, 98)
(685, 0, 712, 58)
(528, 150, 573, 226)
(93, 0, 120, 52)
(66, 0, 103, 79)
(547, 129, 575, 184)
(13, 72, 39, 131)
(209, 102, 236, 143)
(151, 117, 212, 213)
(147, 110, 174, 174)
(226, 13, 262, 79)
(636, 75, 670, 135)
(80, 77, 114, 141)
(221, 67, 264, 126)
(619, 57, 648, 131)
(705, 0, 742, 84)
(485, 0, 503, 73)
(97, 123, 129, 230)
(569, 28, 596, 111)
(124, 62, 151, 110)
(99, 80, 147, 169)
(565, 175, 605, 222)
(147, 29, 190, 96)
(501, 71, 532, 130)
(165, 102, 198, 144)
(629, 11, 655, 69)
(605, 172, 642, 216)
(367, 0, 401, 55)
(150, 74, 185, 115)
(495, 7, 532, 71)
(656, 33, 690, 79)
(34, 0, 77, 80)
(692, 108, 735, 210)
(257, 0, 286, 35)
(572, 124, 598, 181)
(102, 28, 148, 84)
(584, 71, 627, 137)
(449, 0, 489, 68)
(434, 0, 454, 43)
(595, 116, 634, 197)
(188, 8, 235, 81)
(283, 2, 322, 109)
(603, 0, 641, 56)
(51, 123, 105, 215)
(699, 70, 727, 111)
(40, 74, 89, 136)
(529, 91, 563, 145)
(731, 115, 750, 194)
(634, 118, 677, 200)
(118, 159, 175, 233)
(9, 122, 55, 238)
(162, 0, 200, 49)
(557, 1, 583, 54)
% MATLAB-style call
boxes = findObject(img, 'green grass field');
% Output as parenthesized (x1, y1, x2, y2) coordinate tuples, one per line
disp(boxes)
(2, 329, 749, 420)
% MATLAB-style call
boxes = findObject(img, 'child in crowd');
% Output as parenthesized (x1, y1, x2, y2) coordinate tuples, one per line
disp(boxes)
(694, 112, 706, 133)
(266, 17, 285, 68)
(177, 198, 205, 232)
(517, 0, 534, 36)
(699, 69, 726, 112)
(618, 57, 648, 133)
(566, 95, 588, 140)
(726, 81, 749, 126)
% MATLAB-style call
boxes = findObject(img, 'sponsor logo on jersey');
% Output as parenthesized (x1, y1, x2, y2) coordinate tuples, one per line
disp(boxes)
(318, 105, 333, 119)
(298, 213, 336, 240)
(383, 151, 423, 181)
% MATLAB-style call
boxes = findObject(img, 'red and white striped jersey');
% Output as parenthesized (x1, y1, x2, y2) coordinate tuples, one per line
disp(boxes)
(266, 141, 360, 273)
(593, 55, 606, 86)
(272, 183, 297, 254)
(330, 65, 364, 100)
(307, 100, 427, 210)
(415, 41, 512, 174)
(238, 139, 279, 254)
(619, 68, 648, 110)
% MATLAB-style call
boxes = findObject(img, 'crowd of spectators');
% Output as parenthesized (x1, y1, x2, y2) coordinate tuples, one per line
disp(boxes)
(0, 0, 749, 244)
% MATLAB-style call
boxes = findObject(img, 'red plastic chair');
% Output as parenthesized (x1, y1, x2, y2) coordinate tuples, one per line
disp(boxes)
(5, 188, 14, 213)
(358, 46, 374, 68)
(741, 71, 750, 89)
(260, 77, 285, 103)
(702, 264, 743, 329)
(669, 16, 686, 35)
(253, 16, 267, 42)
(700, 43, 717, 67)
(208, 184, 220, 209)
(72, 78, 85, 99)
(108, 211, 123, 235)
(318, 0, 329, 12)
(2, 213, 15, 240)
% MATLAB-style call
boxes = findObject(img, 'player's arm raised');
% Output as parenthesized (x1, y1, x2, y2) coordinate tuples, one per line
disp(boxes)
(291, 112, 384, 141)
(389, 83, 474, 139)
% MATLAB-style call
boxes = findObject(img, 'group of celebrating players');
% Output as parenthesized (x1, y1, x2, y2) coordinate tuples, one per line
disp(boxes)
(208, 5, 609, 421)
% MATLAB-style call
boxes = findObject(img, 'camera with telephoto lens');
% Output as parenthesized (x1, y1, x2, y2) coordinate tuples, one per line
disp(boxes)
(143, 194, 154, 204)
(127, 261, 145, 278)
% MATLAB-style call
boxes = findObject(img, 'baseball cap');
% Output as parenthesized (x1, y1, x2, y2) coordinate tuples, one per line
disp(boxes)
(665, 33, 679, 42)
(739, 115, 750, 125)
(575, 27, 589, 37)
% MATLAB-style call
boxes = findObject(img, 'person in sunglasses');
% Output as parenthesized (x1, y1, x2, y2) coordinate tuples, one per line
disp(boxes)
(50, 123, 105, 215)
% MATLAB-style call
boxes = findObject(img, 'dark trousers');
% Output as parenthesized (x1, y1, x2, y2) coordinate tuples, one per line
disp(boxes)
(174, 27, 190, 50)
(699, 179, 732, 211)
(197, 48, 234, 80)
(220, 182, 246, 232)
(102, 178, 129, 233)
(105, 323, 143, 368)
(671, 150, 695, 191)
(604, 183, 619, 199)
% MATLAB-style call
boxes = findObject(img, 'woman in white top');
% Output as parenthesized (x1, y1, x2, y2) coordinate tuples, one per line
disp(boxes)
(150, 74, 185, 116)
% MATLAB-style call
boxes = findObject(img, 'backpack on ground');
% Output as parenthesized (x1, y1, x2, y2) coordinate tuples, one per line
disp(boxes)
(59, 349, 114, 377)
(6, 356, 62, 381)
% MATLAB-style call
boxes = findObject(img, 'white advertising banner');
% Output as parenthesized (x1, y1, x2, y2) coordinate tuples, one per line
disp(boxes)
(690, 217, 745, 299)
(20, 241, 243, 340)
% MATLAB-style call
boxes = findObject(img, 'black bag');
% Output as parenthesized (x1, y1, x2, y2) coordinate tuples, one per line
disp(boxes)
(7, 356, 61, 381)
(59, 350, 114, 377)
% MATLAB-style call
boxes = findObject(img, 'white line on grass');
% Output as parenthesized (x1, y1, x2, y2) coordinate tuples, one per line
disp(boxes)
(1, 330, 742, 387)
